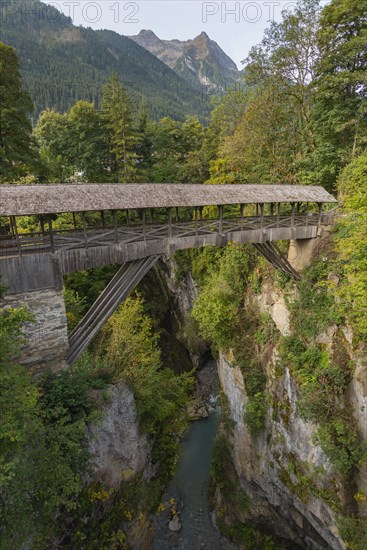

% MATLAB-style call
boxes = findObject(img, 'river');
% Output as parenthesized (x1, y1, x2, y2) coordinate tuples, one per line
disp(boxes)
(153, 412, 235, 550)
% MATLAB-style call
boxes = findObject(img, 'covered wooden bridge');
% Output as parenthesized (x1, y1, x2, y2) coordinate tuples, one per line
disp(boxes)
(0, 183, 336, 367)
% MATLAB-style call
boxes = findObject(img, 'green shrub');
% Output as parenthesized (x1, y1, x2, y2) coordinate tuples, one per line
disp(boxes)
(244, 392, 268, 434)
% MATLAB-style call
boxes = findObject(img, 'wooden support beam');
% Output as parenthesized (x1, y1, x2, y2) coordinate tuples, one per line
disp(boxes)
(219, 205, 223, 232)
(277, 203, 281, 227)
(175, 207, 179, 222)
(168, 208, 172, 238)
(82, 212, 88, 248)
(318, 203, 323, 229)
(150, 209, 154, 224)
(291, 203, 296, 230)
(48, 215, 55, 252)
(67, 256, 159, 365)
(240, 203, 244, 230)
(100, 210, 105, 229)
(72, 212, 77, 231)
(39, 216, 45, 235)
(142, 209, 146, 241)
(11, 216, 21, 255)
(113, 210, 118, 243)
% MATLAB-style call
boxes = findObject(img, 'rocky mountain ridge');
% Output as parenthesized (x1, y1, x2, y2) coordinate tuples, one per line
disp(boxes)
(130, 30, 242, 92)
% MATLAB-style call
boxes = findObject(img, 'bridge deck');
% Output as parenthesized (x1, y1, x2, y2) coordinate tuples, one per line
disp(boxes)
(0, 213, 326, 257)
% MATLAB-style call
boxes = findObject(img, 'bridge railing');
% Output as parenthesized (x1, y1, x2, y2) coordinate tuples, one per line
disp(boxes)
(0, 212, 330, 257)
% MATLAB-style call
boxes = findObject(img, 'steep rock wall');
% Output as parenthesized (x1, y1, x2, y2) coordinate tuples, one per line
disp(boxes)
(217, 270, 367, 549)
(88, 381, 151, 488)
(218, 351, 345, 549)
(0, 288, 69, 373)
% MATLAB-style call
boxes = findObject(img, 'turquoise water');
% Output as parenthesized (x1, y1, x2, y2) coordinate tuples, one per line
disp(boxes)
(153, 413, 235, 550)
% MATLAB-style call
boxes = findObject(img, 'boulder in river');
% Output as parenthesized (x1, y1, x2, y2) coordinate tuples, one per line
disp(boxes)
(168, 515, 182, 532)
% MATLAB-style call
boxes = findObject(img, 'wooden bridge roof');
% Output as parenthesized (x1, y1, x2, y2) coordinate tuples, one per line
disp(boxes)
(0, 184, 336, 216)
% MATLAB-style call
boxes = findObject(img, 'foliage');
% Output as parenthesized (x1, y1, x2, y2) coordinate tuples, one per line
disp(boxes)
(0, 295, 89, 547)
(63, 287, 87, 331)
(101, 74, 139, 182)
(244, 392, 268, 434)
(0, 41, 36, 182)
(102, 294, 194, 478)
(310, 0, 367, 188)
(337, 514, 367, 550)
(335, 152, 367, 344)
(192, 243, 253, 349)
(278, 259, 366, 477)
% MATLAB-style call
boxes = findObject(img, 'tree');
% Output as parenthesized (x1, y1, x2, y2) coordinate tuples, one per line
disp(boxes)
(243, 0, 321, 162)
(0, 42, 36, 182)
(100, 74, 138, 182)
(68, 101, 112, 182)
(135, 100, 153, 179)
(33, 109, 71, 181)
(213, 84, 302, 184)
(309, 0, 367, 189)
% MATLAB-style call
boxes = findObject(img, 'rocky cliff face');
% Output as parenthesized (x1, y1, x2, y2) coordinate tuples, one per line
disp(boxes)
(88, 381, 151, 488)
(218, 352, 346, 549)
(129, 30, 241, 91)
(214, 240, 367, 549)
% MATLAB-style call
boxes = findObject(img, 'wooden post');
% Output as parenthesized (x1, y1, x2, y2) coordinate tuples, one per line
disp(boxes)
(176, 207, 179, 222)
(199, 206, 203, 221)
(219, 205, 223, 232)
(113, 210, 118, 243)
(39, 216, 45, 235)
(126, 209, 130, 226)
(82, 212, 88, 248)
(100, 210, 105, 229)
(277, 203, 281, 227)
(270, 203, 274, 216)
(11, 216, 21, 255)
(48, 215, 55, 252)
(240, 203, 244, 230)
(260, 203, 265, 225)
(142, 209, 146, 241)
(256, 203, 259, 216)
(150, 209, 154, 224)
(194, 207, 198, 236)
(168, 208, 172, 238)
(72, 212, 77, 231)
(291, 203, 296, 230)
(318, 203, 323, 230)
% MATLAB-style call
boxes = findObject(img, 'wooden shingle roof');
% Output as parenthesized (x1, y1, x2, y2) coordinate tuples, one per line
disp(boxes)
(0, 184, 337, 216)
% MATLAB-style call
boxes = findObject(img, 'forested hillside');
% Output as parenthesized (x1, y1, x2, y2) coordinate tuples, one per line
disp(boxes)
(0, 0, 211, 121)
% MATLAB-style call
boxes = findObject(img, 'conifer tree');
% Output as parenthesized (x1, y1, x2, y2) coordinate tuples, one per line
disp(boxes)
(0, 42, 36, 182)
(100, 74, 138, 182)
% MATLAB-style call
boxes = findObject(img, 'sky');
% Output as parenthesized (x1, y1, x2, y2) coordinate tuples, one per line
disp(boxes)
(42, 1, 313, 68)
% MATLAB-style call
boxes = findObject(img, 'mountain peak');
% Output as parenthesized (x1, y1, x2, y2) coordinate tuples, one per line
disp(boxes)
(138, 29, 159, 40)
(196, 31, 210, 40)
(129, 30, 240, 90)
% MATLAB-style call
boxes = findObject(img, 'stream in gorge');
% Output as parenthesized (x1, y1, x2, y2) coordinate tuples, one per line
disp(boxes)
(152, 411, 235, 550)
